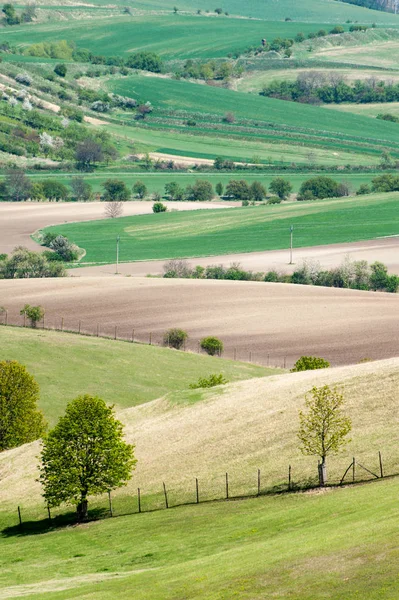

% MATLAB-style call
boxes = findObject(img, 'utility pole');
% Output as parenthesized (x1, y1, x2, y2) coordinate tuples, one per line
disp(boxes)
(116, 234, 120, 274)
(289, 225, 294, 264)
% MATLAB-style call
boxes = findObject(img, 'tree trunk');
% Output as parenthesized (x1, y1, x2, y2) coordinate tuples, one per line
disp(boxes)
(318, 459, 327, 487)
(77, 499, 88, 522)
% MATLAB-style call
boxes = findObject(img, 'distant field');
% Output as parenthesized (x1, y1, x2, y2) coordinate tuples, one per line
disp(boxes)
(323, 101, 399, 117)
(0, 327, 270, 424)
(316, 40, 399, 67)
(0, 16, 335, 60)
(45, 193, 399, 264)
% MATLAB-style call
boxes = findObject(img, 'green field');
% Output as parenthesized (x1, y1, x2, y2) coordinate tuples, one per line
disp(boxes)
(0, 478, 398, 599)
(0, 327, 272, 425)
(45, 192, 399, 265)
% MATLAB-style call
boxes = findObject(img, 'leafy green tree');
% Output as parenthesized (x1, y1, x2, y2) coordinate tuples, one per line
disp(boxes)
(185, 179, 213, 201)
(165, 181, 185, 201)
(153, 201, 167, 213)
(163, 328, 188, 349)
(269, 177, 292, 199)
(54, 63, 67, 77)
(298, 385, 351, 486)
(70, 176, 92, 202)
(20, 304, 44, 328)
(49, 235, 79, 262)
(216, 182, 223, 196)
(291, 356, 330, 372)
(39, 395, 136, 521)
(41, 180, 69, 201)
(76, 138, 103, 171)
(371, 173, 399, 193)
(250, 181, 267, 201)
(125, 51, 163, 73)
(2, 3, 20, 24)
(370, 261, 399, 293)
(102, 179, 131, 201)
(0, 361, 46, 451)
(298, 177, 342, 200)
(225, 180, 251, 200)
(200, 336, 224, 356)
(132, 180, 147, 199)
(0, 246, 66, 279)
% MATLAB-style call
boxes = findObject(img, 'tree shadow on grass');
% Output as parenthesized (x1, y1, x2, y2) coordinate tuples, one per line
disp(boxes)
(1, 507, 109, 537)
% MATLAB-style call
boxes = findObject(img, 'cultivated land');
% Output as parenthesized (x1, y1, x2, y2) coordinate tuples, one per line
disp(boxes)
(44, 193, 399, 265)
(1, 277, 398, 366)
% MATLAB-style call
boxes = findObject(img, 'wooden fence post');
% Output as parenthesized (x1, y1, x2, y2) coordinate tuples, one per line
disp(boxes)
(137, 488, 141, 513)
(267, 353, 270, 366)
(42, 314, 45, 329)
(5, 310, 7, 326)
(257, 468, 261, 496)
(379, 451, 384, 478)
(61, 317, 64, 331)
(131, 329, 135, 343)
(149, 332, 152, 345)
(78, 320, 81, 334)
(108, 491, 113, 517)
(284, 356, 287, 369)
(17, 506, 22, 527)
(352, 457, 356, 483)
(114, 326, 117, 340)
(163, 482, 169, 508)
(97, 323, 99, 337)
(234, 348, 237, 361)
(196, 478, 199, 504)
(225, 472, 229, 499)
(288, 464, 292, 491)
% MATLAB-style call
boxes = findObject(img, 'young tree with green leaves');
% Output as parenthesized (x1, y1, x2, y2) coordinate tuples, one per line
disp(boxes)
(39, 395, 136, 521)
(20, 304, 44, 328)
(298, 385, 351, 486)
(0, 361, 46, 451)
(102, 179, 131, 202)
(269, 177, 292, 199)
(132, 180, 147, 199)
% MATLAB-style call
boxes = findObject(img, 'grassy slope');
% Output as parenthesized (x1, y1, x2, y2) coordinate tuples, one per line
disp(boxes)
(0, 478, 398, 599)
(0, 327, 272, 424)
(46, 192, 399, 264)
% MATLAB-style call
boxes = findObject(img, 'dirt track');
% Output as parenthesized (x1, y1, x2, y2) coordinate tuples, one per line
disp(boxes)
(0, 277, 398, 367)
(0, 200, 234, 254)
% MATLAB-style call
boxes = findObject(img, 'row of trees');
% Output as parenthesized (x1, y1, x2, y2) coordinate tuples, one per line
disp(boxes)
(0, 247, 66, 278)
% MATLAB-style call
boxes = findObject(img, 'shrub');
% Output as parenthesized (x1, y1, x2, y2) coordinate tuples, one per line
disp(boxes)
(163, 259, 192, 278)
(165, 181, 185, 201)
(269, 177, 292, 199)
(189, 373, 228, 388)
(49, 235, 79, 261)
(200, 336, 224, 356)
(153, 202, 167, 213)
(102, 179, 131, 201)
(15, 72, 32, 86)
(250, 181, 267, 201)
(54, 63, 67, 77)
(185, 179, 213, 201)
(291, 356, 330, 372)
(20, 304, 45, 328)
(356, 184, 371, 195)
(225, 180, 251, 200)
(298, 176, 341, 200)
(216, 182, 223, 196)
(267, 195, 282, 204)
(163, 328, 188, 349)
(125, 51, 163, 73)
(330, 25, 344, 34)
(132, 180, 147, 199)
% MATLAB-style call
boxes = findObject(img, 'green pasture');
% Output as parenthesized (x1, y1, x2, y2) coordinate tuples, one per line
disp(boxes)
(0, 478, 399, 599)
(45, 192, 399, 265)
(0, 16, 336, 60)
(324, 101, 399, 118)
(0, 327, 271, 425)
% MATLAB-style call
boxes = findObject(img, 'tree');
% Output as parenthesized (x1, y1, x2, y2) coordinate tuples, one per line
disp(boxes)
(20, 304, 44, 328)
(225, 180, 251, 200)
(132, 180, 147, 199)
(163, 328, 188, 349)
(298, 385, 351, 486)
(39, 395, 136, 521)
(200, 336, 224, 356)
(165, 181, 185, 201)
(291, 356, 330, 372)
(250, 181, 267, 201)
(153, 202, 167, 213)
(125, 51, 163, 73)
(104, 201, 124, 218)
(216, 182, 223, 196)
(70, 176, 92, 202)
(41, 180, 69, 201)
(185, 179, 213, 201)
(54, 63, 67, 77)
(49, 235, 79, 261)
(0, 360, 46, 451)
(0, 246, 66, 279)
(102, 179, 131, 202)
(3, 169, 32, 201)
(2, 3, 20, 24)
(76, 138, 103, 171)
(298, 177, 342, 201)
(269, 177, 292, 199)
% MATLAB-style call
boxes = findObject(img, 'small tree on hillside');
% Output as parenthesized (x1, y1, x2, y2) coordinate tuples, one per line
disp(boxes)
(132, 180, 147, 199)
(291, 356, 330, 372)
(200, 336, 224, 356)
(269, 177, 292, 200)
(185, 179, 213, 201)
(216, 182, 223, 196)
(20, 304, 44, 328)
(102, 179, 131, 202)
(54, 63, 67, 77)
(298, 385, 351, 486)
(250, 181, 267, 201)
(39, 395, 136, 522)
(163, 328, 188, 349)
(0, 360, 46, 451)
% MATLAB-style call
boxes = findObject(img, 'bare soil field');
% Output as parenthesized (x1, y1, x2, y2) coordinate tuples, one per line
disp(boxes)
(0, 277, 398, 367)
(1, 356, 398, 507)
(77, 237, 399, 277)
(0, 200, 234, 254)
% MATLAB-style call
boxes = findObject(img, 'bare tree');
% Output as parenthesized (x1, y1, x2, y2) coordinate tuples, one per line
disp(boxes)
(104, 201, 124, 218)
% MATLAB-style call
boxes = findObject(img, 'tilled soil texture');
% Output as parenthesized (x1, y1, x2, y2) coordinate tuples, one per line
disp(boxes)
(0, 200, 235, 254)
(1, 277, 398, 367)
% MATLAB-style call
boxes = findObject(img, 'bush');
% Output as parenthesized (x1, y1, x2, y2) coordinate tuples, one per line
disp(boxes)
(291, 356, 330, 372)
(267, 195, 282, 204)
(49, 235, 79, 262)
(15, 72, 32, 86)
(20, 304, 45, 328)
(163, 259, 192, 278)
(125, 51, 163, 73)
(153, 202, 167, 213)
(189, 373, 228, 388)
(250, 181, 267, 201)
(54, 63, 67, 77)
(163, 328, 188, 349)
(102, 179, 130, 201)
(185, 179, 213, 201)
(298, 176, 342, 200)
(269, 177, 292, 199)
(132, 180, 147, 199)
(200, 336, 224, 356)
(225, 180, 251, 200)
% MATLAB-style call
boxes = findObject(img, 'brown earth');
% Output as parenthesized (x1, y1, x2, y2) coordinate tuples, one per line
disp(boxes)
(0, 277, 398, 367)
(0, 200, 235, 254)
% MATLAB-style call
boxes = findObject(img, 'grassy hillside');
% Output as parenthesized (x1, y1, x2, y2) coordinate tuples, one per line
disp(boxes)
(45, 193, 399, 265)
(1, 478, 399, 599)
(0, 327, 272, 424)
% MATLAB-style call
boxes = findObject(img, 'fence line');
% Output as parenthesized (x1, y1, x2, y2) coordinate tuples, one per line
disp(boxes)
(9, 451, 394, 532)
(0, 312, 292, 370)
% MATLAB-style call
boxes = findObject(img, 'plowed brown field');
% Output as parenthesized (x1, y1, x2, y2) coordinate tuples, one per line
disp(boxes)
(1, 277, 398, 367)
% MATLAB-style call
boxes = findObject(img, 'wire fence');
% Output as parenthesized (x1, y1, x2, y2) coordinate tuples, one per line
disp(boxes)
(4, 450, 394, 535)
(0, 311, 293, 370)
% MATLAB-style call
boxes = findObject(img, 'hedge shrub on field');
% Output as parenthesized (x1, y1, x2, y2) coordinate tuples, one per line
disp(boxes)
(291, 356, 330, 372)
(200, 337, 224, 356)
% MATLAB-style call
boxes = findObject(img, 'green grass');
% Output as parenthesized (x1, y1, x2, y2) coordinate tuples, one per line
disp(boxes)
(0, 478, 398, 599)
(45, 192, 399, 265)
(0, 327, 272, 425)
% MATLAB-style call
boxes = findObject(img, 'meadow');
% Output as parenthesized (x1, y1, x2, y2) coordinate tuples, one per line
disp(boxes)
(45, 193, 399, 264)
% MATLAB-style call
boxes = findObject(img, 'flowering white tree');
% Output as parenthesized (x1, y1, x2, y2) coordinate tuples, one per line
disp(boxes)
(39, 132, 54, 149)
(61, 117, 70, 128)
(22, 98, 33, 111)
